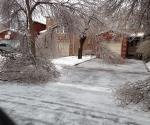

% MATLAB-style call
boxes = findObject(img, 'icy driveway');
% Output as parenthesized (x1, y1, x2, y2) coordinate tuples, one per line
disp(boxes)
(59, 59, 149, 88)
(0, 57, 150, 125)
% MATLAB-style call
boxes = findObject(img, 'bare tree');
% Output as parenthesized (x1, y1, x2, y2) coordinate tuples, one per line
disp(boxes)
(103, 0, 150, 111)
(0, 32, 60, 83)
(0, 0, 104, 56)
(104, 0, 150, 35)
(96, 40, 129, 64)
(114, 77, 150, 111)
(0, 0, 130, 83)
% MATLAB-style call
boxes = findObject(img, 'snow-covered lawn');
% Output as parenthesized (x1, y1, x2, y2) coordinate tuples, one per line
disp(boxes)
(0, 56, 150, 125)
(52, 56, 147, 73)
(52, 55, 95, 66)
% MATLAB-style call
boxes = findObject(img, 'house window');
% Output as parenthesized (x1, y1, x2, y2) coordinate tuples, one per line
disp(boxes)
(56, 26, 67, 34)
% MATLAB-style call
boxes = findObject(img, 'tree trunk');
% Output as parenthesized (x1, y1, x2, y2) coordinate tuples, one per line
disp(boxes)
(26, 0, 36, 58)
(28, 15, 36, 57)
(78, 48, 82, 59)
(78, 36, 86, 59)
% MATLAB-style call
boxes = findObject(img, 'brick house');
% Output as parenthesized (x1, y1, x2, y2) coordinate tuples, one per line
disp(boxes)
(0, 28, 23, 40)
(43, 17, 144, 58)
(0, 21, 46, 53)
(0, 28, 21, 49)
(0, 21, 46, 45)
(0, 20, 46, 38)
(97, 30, 144, 59)
(32, 21, 46, 35)
(44, 17, 96, 57)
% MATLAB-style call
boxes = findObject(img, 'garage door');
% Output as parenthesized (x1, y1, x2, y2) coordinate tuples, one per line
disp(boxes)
(102, 41, 122, 55)
(56, 40, 69, 57)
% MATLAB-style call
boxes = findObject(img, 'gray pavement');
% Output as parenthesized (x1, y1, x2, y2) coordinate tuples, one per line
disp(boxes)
(59, 59, 149, 88)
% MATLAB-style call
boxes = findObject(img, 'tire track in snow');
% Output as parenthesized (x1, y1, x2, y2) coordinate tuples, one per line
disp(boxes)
(0, 91, 148, 125)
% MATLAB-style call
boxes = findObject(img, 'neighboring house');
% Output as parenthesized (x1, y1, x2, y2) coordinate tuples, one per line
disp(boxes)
(32, 21, 46, 35)
(97, 30, 144, 59)
(42, 17, 96, 57)
(0, 28, 22, 49)
(0, 20, 46, 47)
(127, 33, 144, 57)
(96, 14, 145, 59)
(0, 28, 21, 40)
(42, 17, 144, 58)
(0, 28, 29, 50)
(10, 20, 46, 35)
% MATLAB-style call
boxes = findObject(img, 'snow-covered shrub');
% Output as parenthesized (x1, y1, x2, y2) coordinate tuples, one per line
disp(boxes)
(114, 77, 150, 111)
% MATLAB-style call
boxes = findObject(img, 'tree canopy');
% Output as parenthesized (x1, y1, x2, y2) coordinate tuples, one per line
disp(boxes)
(104, 0, 150, 35)
(0, 0, 131, 83)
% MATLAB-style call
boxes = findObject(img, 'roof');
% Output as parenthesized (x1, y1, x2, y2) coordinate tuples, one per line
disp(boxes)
(33, 21, 46, 25)
(97, 30, 127, 36)
(39, 29, 47, 34)
(130, 32, 144, 37)
(32, 14, 46, 25)
(97, 30, 145, 38)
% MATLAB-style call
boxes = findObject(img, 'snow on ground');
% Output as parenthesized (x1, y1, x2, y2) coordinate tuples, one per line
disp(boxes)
(145, 61, 150, 72)
(0, 56, 150, 125)
(52, 56, 147, 73)
(0, 82, 150, 125)
(58, 58, 149, 88)
(1, 81, 150, 125)
(58, 66, 149, 89)
(77, 58, 148, 73)
(52, 56, 95, 66)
